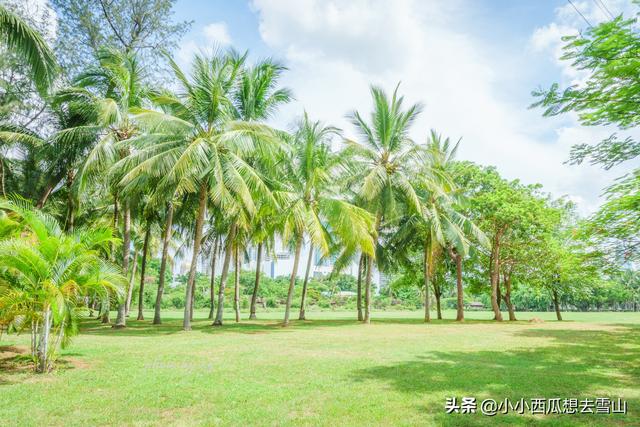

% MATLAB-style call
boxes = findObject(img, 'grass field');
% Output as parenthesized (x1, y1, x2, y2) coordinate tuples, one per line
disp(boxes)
(1, 309, 638, 426)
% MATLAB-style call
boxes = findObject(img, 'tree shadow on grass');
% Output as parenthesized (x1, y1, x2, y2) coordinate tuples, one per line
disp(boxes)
(351, 324, 640, 426)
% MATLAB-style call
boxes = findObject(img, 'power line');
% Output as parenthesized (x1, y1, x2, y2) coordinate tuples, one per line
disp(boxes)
(568, 0, 593, 28)
(594, 0, 615, 20)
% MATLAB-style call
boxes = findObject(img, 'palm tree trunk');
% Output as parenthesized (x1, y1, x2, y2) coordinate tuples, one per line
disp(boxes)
(298, 244, 314, 320)
(452, 249, 464, 322)
(125, 246, 138, 316)
(0, 158, 5, 198)
(110, 192, 119, 262)
(356, 254, 364, 321)
(208, 235, 219, 320)
(435, 287, 442, 320)
(283, 235, 303, 326)
(137, 225, 151, 320)
(153, 201, 174, 325)
(35, 182, 54, 209)
(213, 223, 236, 326)
(64, 170, 75, 232)
(101, 300, 111, 324)
(423, 240, 431, 323)
(36, 306, 52, 373)
(234, 245, 241, 323)
(183, 184, 207, 331)
(552, 288, 562, 321)
(114, 203, 131, 328)
(249, 242, 263, 320)
(364, 212, 382, 324)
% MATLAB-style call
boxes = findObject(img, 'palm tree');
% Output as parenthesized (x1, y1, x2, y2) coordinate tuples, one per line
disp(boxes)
(0, 3, 57, 96)
(117, 50, 281, 330)
(0, 198, 124, 372)
(409, 131, 488, 321)
(347, 84, 423, 323)
(278, 113, 375, 326)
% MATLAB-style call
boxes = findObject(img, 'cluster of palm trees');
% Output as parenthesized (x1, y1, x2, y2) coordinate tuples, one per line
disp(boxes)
(0, 3, 489, 341)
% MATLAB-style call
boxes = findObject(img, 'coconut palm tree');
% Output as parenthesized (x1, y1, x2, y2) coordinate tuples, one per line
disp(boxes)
(278, 113, 375, 326)
(0, 198, 124, 372)
(0, 3, 57, 96)
(346, 84, 423, 323)
(116, 50, 281, 330)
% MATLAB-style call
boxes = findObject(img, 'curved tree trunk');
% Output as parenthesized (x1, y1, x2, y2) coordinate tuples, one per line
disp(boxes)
(298, 244, 314, 320)
(356, 254, 364, 321)
(234, 246, 241, 323)
(153, 202, 173, 325)
(503, 272, 516, 321)
(64, 170, 75, 232)
(249, 242, 263, 320)
(208, 235, 220, 320)
(423, 241, 431, 323)
(137, 225, 151, 320)
(213, 223, 236, 326)
(283, 235, 303, 326)
(114, 203, 131, 328)
(552, 288, 563, 321)
(183, 184, 207, 331)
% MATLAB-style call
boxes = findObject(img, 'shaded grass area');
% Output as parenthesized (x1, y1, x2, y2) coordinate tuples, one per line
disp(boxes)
(0, 309, 638, 426)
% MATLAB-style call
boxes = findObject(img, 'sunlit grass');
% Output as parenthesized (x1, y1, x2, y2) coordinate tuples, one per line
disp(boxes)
(1, 309, 638, 426)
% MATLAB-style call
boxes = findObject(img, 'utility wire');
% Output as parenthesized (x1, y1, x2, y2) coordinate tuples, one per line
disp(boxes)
(568, 0, 593, 28)
(594, 0, 615, 20)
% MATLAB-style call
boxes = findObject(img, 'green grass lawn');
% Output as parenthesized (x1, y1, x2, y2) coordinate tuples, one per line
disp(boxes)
(1, 309, 638, 426)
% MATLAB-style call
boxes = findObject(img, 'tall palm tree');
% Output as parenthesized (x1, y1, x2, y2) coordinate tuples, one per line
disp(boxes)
(278, 113, 375, 326)
(407, 131, 488, 321)
(117, 50, 281, 330)
(347, 84, 423, 323)
(0, 3, 57, 96)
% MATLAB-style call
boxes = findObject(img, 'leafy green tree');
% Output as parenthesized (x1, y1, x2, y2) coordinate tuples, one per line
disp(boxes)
(51, 0, 191, 75)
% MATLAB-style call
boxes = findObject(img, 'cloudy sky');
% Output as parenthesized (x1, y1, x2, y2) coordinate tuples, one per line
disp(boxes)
(171, 0, 634, 214)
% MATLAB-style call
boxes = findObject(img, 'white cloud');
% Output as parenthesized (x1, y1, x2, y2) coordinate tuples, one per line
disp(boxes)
(203, 22, 232, 46)
(251, 0, 624, 215)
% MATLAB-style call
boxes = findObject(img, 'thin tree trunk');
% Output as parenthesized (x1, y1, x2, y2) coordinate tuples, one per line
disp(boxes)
(298, 244, 314, 320)
(489, 232, 503, 321)
(213, 223, 236, 326)
(183, 184, 207, 331)
(35, 182, 54, 209)
(356, 254, 364, 321)
(552, 288, 563, 321)
(137, 225, 151, 320)
(234, 246, 241, 323)
(503, 272, 516, 321)
(283, 235, 303, 326)
(423, 241, 431, 323)
(435, 287, 442, 320)
(153, 202, 173, 325)
(36, 307, 51, 373)
(447, 248, 464, 321)
(0, 158, 5, 198)
(249, 242, 262, 320)
(364, 212, 382, 324)
(110, 192, 119, 262)
(64, 170, 75, 232)
(125, 247, 138, 316)
(208, 235, 220, 320)
(114, 203, 131, 328)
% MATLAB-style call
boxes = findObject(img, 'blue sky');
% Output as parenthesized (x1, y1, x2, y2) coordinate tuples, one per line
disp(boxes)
(171, 0, 636, 214)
